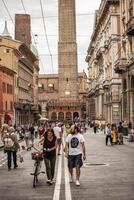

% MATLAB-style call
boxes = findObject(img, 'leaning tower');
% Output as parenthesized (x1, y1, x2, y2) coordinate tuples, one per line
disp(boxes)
(58, 0, 78, 101)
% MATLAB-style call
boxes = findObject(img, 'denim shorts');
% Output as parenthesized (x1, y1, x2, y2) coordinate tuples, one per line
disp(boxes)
(68, 154, 83, 169)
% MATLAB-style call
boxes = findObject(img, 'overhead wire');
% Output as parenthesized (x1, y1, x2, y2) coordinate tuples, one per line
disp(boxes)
(20, 0, 36, 47)
(1, 0, 14, 25)
(1, 0, 94, 74)
(39, 0, 54, 73)
(2, 12, 95, 21)
(40, 53, 87, 56)
(20, 0, 46, 74)
(31, 13, 95, 19)
(20, 0, 26, 14)
(34, 34, 91, 37)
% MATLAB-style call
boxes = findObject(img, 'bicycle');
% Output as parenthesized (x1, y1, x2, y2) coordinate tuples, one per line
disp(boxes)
(31, 147, 45, 188)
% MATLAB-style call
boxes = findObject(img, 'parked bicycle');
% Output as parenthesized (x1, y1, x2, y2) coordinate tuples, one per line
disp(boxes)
(31, 147, 45, 188)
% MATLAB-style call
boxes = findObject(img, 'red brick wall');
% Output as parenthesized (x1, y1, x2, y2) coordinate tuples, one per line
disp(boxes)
(0, 73, 3, 127)
(15, 14, 31, 48)
(0, 71, 14, 126)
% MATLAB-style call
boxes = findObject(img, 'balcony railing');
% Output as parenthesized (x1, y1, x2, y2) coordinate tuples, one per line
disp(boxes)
(127, 17, 134, 36)
(114, 58, 127, 74)
(47, 99, 82, 107)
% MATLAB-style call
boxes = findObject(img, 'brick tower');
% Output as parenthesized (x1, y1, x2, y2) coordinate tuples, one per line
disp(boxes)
(58, 0, 78, 101)
(15, 14, 31, 48)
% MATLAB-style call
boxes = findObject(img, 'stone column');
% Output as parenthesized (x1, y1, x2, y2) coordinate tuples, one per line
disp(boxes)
(129, 91, 134, 124)
(99, 90, 103, 117)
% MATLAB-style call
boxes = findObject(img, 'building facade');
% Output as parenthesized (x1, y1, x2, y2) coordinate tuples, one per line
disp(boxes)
(114, 0, 134, 125)
(86, 0, 121, 124)
(38, 72, 88, 122)
(0, 16, 39, 127)
(0, 66, 14, 126)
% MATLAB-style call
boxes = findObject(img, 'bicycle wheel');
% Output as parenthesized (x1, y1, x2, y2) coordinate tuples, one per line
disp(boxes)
(33, 165, 38, 188)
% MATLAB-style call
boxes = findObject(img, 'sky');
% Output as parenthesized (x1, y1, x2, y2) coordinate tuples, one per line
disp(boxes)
(0, 0, 101, 74)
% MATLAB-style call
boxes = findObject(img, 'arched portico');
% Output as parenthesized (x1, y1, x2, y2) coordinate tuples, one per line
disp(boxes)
(51, 112, 57, 121)
(58, 112, 64, 122)
(66, 112, 72, 121)
(73, 112, 79, 121)
(122, 78, 127, 121)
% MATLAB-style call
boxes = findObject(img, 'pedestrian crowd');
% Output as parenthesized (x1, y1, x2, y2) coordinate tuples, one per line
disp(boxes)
(90, 120, 134, 145)
(0, 121, 86, 187)
(0, 118, 134, 187)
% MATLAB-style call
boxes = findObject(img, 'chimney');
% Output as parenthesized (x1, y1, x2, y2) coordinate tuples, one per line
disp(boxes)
(15, 14, 31, 48)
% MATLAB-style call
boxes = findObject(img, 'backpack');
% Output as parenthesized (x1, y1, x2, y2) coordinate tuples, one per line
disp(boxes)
(4, 133, 14, 148)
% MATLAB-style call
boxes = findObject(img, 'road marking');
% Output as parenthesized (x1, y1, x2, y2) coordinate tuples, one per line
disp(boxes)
(64, 155, 72, 200)
(53, 150, 62, 200)
(63, 132, 72, 200)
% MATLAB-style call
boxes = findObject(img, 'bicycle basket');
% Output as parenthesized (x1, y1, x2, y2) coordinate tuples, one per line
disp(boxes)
(31, 152, 43, 161)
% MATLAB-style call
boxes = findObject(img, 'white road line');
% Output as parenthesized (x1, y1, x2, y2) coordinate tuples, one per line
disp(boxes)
(53, 152, 62, 200)
(64, 156, 72, 200)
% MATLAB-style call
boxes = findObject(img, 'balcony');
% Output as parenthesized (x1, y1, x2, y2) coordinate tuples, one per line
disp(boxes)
(114, 58, 127, 74)
(103, 79, 110, 89)
(127, 17, 134, 36)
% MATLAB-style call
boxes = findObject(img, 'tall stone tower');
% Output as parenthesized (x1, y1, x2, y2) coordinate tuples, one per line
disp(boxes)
(15, 14, 31, 48)
(58, 0, 78, 101)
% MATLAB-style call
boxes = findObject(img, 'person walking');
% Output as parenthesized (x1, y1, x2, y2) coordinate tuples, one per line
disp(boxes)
(93, 123, 97, 134)
(117, 122, 124, 144)
(105, 124, 112, 146)
(65, 125, 86, 186)
(53, 123, 62, 155)
(2, 126, 20, 170)
(34, 124, 38, 138)
(111, 124, 118, 144)
(38, 125, 45, 139)
(24, 127, 30, 150)
(1, 123, 9, 138)
(29, 124, 35, 146)
(39, 128, 57, 185)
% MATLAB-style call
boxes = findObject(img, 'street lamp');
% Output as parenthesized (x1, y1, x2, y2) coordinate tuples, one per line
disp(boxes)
(65, 91, 70, 96)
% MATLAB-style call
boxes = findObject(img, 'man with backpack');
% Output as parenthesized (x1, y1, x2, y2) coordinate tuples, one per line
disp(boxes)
(3, 126, 20, 171)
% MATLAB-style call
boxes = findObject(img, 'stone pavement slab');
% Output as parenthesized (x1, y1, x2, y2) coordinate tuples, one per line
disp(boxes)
(0, 128, 134, 200)
(70, 129, 134, 200)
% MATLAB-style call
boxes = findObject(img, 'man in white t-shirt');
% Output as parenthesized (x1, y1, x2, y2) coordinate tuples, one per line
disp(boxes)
(65, 125, 86, 186)
(53, 123, 62, 155)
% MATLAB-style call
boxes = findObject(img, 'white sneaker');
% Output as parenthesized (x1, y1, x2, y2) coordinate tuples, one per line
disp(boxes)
(75, 180, 80, 186)
(70, 176, 73, 183)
